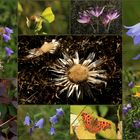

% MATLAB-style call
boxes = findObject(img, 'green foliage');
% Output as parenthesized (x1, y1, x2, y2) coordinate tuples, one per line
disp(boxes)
(123, 98, 140, 140)
(0, 104, 7, 120)
(0, 0, 17, 78)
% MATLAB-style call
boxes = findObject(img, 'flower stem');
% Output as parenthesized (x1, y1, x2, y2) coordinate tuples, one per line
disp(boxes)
(90, 24, 96, 33)
(106, 22, 111, 33)
(96, 19, 99, 33)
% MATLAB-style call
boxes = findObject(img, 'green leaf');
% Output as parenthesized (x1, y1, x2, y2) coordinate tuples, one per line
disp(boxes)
(98, 116, 117, 139)
(99, 106, 108, 117)
(18, 2, 23, 14)
(8, 105, 17, 116)
(41, 7, 55, 23)
(71, 105, 98, 116)
(0, 104, 7, 120)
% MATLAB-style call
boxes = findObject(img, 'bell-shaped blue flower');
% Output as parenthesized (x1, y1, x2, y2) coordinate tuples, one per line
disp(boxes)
(5, 47, 14, 57)
(124, 23, 140, 45)
(5, 27, 13, 35)
(3, 34, 11, 42)
(49, 127, 55, 135)
(35, 118, 44, 129)
(132, 54, 140, 60)
(56, 108, 64, 116)
(49, 115, 58, 124)
(24, 116, 30, 126)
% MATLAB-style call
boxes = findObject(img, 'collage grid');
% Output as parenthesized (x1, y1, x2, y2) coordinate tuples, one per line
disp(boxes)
(0, 0, 140, 140)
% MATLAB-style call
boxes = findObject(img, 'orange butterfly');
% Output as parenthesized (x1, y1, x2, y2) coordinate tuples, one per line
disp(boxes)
(81, 112, 111, 133)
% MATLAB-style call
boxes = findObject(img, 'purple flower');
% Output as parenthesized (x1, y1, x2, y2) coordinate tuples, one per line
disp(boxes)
(123, 103, 132, 115)
(35, 118, 44, 129)
(5, 27, 13, 35)
(24, 116, 30, 126)
(102, 10, 119, 26)
(0, 82, 6, 96)
(5, 47, 14, 57)
(49, 127, 55, 135)
(3, 34, 11, 42)
(50, 115, 58, 124)
(124, 23, 140, 45)
(89, 6, 105, 18)
(128, 81, 135, 88)
(29, 126, 35, 136)
(106, 10, 120, 21)
(133, 120, 140, 128)
(132, 54, 140, 60)
(77, 11, 91, 24)
(56, 108, 64, 116)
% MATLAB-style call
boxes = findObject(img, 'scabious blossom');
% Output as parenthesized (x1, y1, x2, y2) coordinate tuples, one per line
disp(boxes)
(24, 116, 30, 126)
(128, 81, 135, 88)
(124, 23, 140, 45)
(49, 127, 55, 135)
(5, 47, 14, 57)
(133, 120, 140, 128)
(77, 11, 91, 24)
(50, 115, 58, 124)
(56, 108, 64, 116)
(123, 103, 132, 115)
(35, 118, 44, 129)
(89, 6, 105, 18)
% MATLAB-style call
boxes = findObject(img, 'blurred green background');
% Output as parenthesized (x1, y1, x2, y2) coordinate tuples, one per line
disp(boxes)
(18, 105, 70, 140)
(0, 0, 17, 78)
(18, 0, 70, 35)
(123, 0, 140, 102)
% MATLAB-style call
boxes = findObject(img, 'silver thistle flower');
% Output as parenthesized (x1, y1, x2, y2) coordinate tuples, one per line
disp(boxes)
(51, 51, 107, 99)
(26, 39, 60, 58)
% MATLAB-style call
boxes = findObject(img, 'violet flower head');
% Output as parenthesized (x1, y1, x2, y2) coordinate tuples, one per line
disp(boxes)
(132, 54, 140, 60)
(56, 108, 64, 116)
(123, 103, 132, 115)
(128, 81, 135, 88)
(5, 47, 14, 57)
(35, 118, 44, 129)
(3, 34, 11, 42)
(102, 16, 110, 26)
(133, 120, 140, 128)
(77, 11, 91, 24)
(5, 27, 13, 35)
(0, 82, 6, 96)
(124, 23, 140, 45)
(89, 6, 105, 18)
(106, 10, 120, 21)
(49, 127, 55, 135)
(50, 115, 58, 124)
(24, 116, 30, 126)
(29, 126, 35, 136)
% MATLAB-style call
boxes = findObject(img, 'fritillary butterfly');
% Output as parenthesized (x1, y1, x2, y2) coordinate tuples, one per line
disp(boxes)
(81, 112, 111, 133)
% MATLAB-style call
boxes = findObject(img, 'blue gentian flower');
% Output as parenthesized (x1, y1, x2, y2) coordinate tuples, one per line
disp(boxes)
(124, 23, 140, 45)
(132, 54, 140, 60)
(133, 120, 140, 128)
(5, 47, 14, 57)
(56, 108, 64, 116)
(49, 127, 55, 135)
(128, 81, 135, 88)
(24, 116, 30, 126)
(35, 118, 44, 129)
(50, 115, 58, 124)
